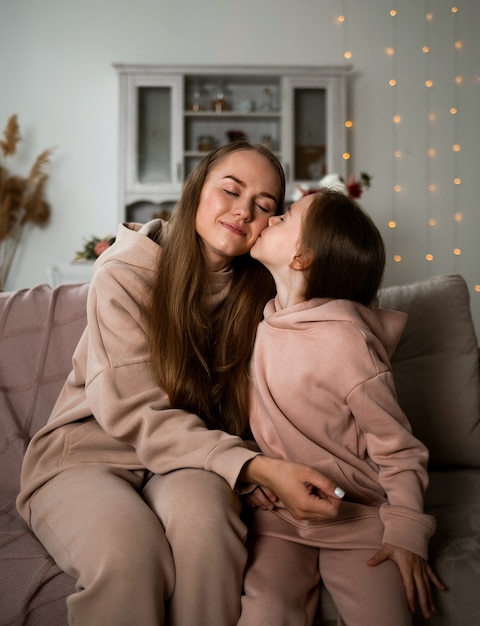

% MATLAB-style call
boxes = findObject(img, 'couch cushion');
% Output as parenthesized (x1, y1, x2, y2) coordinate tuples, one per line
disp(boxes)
(378, 274, 480, 467)
(0, 503, 75, 625)
(0, 283, 87, 625)
(0, 283, 89, 504)
(420, 469, 480, 625)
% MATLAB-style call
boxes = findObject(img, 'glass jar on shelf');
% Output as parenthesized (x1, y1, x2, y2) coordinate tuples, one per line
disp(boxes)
(197, 135, 216, 151)
(188, 82, 204, 112)
(211, 83, 229, 112)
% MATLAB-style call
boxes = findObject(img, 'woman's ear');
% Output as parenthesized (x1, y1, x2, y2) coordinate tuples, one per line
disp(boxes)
(290, 248, 314, 271)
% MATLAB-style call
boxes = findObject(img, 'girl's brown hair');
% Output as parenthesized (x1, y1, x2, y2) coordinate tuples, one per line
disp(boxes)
(147, 141, 285, 436)
(300, 190, 385, 305)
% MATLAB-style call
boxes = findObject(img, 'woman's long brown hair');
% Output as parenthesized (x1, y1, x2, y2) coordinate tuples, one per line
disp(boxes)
(147, 142, 285, 436)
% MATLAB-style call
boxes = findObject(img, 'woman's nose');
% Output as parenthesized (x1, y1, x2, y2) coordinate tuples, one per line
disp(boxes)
(233, 199, 253, 221)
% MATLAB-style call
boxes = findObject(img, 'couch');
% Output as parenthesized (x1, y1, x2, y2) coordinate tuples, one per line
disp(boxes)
(1, 274, 479, 625)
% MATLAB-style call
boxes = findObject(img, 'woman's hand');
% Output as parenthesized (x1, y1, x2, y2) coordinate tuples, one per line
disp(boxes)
(367, 543, 445, 618)
(239, 455, 343, 521)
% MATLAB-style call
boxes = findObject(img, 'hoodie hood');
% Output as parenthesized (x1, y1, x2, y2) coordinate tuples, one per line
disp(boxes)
(93, 219, 168, 275)
(263, 296, 407, 359)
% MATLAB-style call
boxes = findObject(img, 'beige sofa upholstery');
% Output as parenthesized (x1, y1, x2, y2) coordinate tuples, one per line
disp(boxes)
(1, 274, 479, 625)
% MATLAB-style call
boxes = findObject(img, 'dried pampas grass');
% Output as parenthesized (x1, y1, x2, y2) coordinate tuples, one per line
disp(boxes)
(0, 114, 54, 289)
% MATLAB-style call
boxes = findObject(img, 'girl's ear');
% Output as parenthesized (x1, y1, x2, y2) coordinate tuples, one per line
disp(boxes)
(290, 248, 314, 271)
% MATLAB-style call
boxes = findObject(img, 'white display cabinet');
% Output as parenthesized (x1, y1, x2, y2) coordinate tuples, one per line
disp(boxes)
(114, 64, 350, 222)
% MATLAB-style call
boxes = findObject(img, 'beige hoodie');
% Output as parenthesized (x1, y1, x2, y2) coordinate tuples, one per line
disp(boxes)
(17, 221, 259, 523)
(250, 297, 435, 558)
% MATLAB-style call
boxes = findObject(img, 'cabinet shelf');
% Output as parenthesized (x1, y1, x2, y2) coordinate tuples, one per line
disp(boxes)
(184, 110, 281, 118)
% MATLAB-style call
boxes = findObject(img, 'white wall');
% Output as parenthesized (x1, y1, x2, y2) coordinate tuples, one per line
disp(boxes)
(1, 0, 480, 334)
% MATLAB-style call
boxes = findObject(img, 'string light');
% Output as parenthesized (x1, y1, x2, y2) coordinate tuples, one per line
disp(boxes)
(337, 0, 353, 180)
(450, 4, 462, 275)
(388, 4, 401, 272)
(338, 0, 351, 62)
(424, 0, 437, 273)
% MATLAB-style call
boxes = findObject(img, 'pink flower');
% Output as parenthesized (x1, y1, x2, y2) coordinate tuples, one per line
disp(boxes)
(94, 240, 111, 257)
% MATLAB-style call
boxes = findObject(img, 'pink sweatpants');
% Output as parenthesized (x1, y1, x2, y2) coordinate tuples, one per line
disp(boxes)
(239, 504, 412, 626)
(29, 465, 247, 626)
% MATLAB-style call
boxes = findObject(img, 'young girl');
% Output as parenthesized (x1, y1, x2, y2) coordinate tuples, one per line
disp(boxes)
(240, 190, 444, 626)
(16, 143, 342, 626)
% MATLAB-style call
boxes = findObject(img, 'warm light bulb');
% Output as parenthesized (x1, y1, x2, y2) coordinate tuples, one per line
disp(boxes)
(337, 15, 346, 23)
(450, 107, 458, 115)
(454, 248, 462, 256)
(428, 218, 437, 226)
(428, 148, 436, 157)
(390, 9, 397, 17)
(455, 75, 463, 85)
(422, 46, 430, 53)
(388, 221, 397, 229)
(394, 185, 402, 192)
(455, 40, 463, 49)
(426, 253, 434, 261)
(475, 285, 480, 293)
(386, 47, 395, 56)
(393, 255, 402, 263)
(454, 177, 462, 185)
(345, 120, 353, 128)
(427, 113, 436, 121)
(453, 144, 461, 152)
(426, 12, 433, 21)
(389, 79, 397, 86)
(343, 152, 351, 160)
(428, 184, 437, 192)
(393, 115, 401, 124)
(454, 212, 463, 222)
(451, 6, 459, 14)
(425, 80, 433, 88)
(394, 150, 402, 158)
(344, 51, 352, 60)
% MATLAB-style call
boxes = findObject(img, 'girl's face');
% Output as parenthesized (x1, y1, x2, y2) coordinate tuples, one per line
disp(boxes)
(250, 193, 315, 271)
(195, 150, 281, 270)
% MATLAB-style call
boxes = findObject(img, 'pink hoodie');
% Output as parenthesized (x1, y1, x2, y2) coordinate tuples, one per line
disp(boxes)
(249, 297, 435, 558)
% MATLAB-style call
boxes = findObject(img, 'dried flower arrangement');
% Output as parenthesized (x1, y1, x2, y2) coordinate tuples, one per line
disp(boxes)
(0, 115, 54, 289)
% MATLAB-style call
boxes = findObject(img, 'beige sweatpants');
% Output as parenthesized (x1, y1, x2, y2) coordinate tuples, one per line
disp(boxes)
(239, 504, 412, 626)
(30, 465, 247, 626)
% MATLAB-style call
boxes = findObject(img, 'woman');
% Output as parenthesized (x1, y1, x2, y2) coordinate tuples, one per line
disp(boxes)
(17, 142, 342, 626)
(240, 190, 444, 625)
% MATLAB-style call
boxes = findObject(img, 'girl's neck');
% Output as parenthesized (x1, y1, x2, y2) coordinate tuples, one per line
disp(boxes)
(273, 276, 307, 310)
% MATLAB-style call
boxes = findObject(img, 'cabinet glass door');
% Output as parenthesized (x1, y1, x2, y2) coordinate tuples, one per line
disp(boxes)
(126, 74, 183, 194)
(137, 86, 172, 184)
(282, 76, 347, 196)
(293, 87, 327, 181)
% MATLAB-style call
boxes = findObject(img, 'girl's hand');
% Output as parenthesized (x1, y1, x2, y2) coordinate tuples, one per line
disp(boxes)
(368, 543, 445, 618)
(239, 456, 343, 521)
(243, 485, 278, 510)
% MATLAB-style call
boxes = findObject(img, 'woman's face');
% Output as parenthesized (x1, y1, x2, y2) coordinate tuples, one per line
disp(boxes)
(195, 150, 282, 270)
(250, 193, 315, 271)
